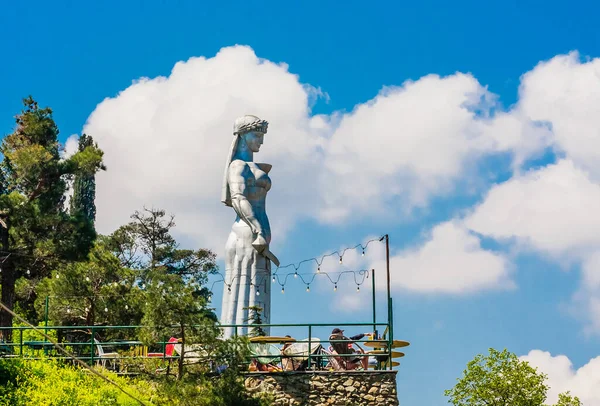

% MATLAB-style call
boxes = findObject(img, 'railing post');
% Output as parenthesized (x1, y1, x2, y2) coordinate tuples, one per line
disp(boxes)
(307, 326, 312, 370)
(389, 298, 394, 370)
(371, 269, 377, 337)
(19, 328, 23, 356)
(90, 326, 95, 366)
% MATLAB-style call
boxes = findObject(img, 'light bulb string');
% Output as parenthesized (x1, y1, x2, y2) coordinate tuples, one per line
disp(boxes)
(210, 268, 371, 292)
(272, 236, 383, 275)
(274, 269, 369, 287)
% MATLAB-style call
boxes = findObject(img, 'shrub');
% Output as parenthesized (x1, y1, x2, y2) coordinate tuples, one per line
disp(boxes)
(0, 359, 155, 406)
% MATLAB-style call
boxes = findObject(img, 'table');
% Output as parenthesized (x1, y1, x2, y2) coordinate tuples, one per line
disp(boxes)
(366, 350, 405, 358)
(249, 336, 296, 344)
(363, 339, 410, 349)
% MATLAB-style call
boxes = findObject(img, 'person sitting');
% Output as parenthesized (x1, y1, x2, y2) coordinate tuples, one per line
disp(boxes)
(329, 328, 373, 370)
(281, 335, 295, 371)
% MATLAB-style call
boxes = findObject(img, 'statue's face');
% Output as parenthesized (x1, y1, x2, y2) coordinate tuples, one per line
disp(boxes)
(244, 131, 265, 153)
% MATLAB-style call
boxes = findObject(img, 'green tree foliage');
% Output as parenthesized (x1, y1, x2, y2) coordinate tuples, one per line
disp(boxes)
(0, 359, 154, 406)
(35, 239, 139, 329)
(69, 134, 104, 257)
(0, 97, 105, 334)
(244, 305, 266, 338)
(445, 348, 583, 406)
(555, 392, 583, 406)
(70, 134, 102, 223)
(0, 357, 271, 406)
(108, 208, 218, 377)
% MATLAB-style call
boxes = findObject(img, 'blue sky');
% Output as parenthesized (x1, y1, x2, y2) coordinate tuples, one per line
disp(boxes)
(2, 1, 600, 404)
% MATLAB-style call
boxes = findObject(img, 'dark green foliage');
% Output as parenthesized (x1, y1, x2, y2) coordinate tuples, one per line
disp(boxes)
(0, 99, 271, 405)
(244, 305, 266, 337)
(109, 208, 218, 377)
(0, 97, 105, 333)
(70, 134, 102, 223)
(35, 239, 139, 329)
(151, 336, 271, 406)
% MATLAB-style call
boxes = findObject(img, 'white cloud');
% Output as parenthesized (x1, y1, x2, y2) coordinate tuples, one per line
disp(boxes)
(318, 74, 550, 222)
(519, 52, 600, 179)
(461, 52, 600, 333)
(85, 46, 323, 253)
(464, 160, 600, 333)
(84, 45, 549, 255)
(371, 221, 512, 294)
(521, 350, 600, 405)
(63, 134, 79, 158)
(82, 45, 600, 333)
(465, 159, 600, 258)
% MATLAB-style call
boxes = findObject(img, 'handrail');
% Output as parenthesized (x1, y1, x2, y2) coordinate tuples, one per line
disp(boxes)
(3, 321, 390, 330)
(0, 321, 395, 372)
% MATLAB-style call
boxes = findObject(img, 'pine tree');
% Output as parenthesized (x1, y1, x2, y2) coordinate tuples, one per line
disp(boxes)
(0, 97, 105, 336)
(70, 134, 100, 224)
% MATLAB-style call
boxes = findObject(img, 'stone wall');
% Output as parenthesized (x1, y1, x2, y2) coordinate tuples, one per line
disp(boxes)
(244, 371, 399, 406)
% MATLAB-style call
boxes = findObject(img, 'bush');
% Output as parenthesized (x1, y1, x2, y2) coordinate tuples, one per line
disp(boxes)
(0, 359, 155, 406)
(0, 358, 272, 406)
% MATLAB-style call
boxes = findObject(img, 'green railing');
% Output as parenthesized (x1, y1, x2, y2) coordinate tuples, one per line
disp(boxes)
(222, 321, 394, 370)
(0, 321, 396, 372)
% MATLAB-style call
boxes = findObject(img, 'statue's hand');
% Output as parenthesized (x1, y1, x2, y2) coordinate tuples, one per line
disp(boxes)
(252, 234, 268, 253)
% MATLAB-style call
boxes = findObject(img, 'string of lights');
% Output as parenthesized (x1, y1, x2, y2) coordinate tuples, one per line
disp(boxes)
(272, 236, 384, 275)
(207, 236, 383, 296)
(209, 268, 371, 296)
(4, 237, 384, 308)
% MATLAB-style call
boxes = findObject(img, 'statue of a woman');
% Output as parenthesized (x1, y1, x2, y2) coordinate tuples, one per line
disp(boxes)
(220, 115, 279, 338)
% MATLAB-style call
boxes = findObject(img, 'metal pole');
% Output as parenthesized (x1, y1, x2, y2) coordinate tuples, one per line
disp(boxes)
(371, 269, 376, 336)
(44, 296, 49, 350)
(389, 298, 394, 370)
(385, 234, 390, 330)
(90, 326, 95, 366)
(308, 326, 312, 370)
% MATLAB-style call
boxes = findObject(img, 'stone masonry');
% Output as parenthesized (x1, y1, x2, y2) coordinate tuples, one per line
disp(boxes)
(244, 371, 399, 406)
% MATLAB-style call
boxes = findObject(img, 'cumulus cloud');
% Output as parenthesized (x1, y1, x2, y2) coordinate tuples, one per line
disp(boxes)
(461, 158, 600, 332)
(318, 74, 550, 221)
(519, 52, 600, 179)
(81, 45, 600, 332)
(85, 46, 323, 253)
(84, 45, 548, 256)
(63, 134, 79, 158)
(370, 222, 512, 294)
(465, 159, 600, 258)
(521, 350, 600, 405)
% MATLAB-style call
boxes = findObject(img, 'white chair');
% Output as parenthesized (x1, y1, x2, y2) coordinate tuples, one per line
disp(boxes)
(94, 338, 119, 369)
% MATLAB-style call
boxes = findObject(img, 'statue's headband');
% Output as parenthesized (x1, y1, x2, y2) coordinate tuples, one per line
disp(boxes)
(233, 117, 268, 135)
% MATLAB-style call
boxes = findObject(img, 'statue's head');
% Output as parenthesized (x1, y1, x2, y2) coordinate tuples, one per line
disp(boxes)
(233, 115, 269, 153)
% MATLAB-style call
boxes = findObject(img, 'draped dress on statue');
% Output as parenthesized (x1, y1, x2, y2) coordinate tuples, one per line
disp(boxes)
(221, 160, 272, 338)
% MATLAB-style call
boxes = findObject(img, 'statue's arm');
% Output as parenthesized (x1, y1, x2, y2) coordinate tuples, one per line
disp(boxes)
(228, 161, 265, 238)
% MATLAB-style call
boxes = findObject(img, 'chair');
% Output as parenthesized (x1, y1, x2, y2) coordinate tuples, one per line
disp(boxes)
(94, 339, 120, 369)
(325, 343, 367, 370)
(281, 338, 322, 371)
(249, 343, 283, 372)
(0, 342, 17, 358)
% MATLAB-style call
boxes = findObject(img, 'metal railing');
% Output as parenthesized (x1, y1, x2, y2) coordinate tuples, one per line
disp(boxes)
(0, 321, 396, 372)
